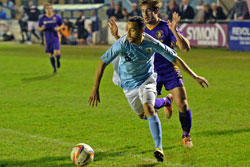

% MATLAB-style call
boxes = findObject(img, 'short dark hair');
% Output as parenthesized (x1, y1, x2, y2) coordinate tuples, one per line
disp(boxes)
(128, 16, 145, 30)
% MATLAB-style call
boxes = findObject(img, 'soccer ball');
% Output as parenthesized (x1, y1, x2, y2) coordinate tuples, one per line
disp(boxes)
(71, 143, 94, 166)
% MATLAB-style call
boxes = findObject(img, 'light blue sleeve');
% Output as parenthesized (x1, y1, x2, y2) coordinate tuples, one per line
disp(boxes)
(153, 41, 177, 62)
(100, 39, 123, 65)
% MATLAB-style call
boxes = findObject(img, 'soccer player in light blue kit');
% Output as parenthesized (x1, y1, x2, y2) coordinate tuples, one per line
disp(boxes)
(38, 3, 64, 73)
(109, 0, 197, 148)
(89, 16, 209, 162)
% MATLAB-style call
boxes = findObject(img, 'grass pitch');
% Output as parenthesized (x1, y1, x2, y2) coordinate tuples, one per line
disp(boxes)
(0, 43, 249, 167)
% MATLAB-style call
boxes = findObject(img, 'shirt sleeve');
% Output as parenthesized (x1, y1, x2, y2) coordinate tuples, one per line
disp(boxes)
(57, 15, 63, 26)
(38, 17, 43, 27)
(101, 40, 123, 65)
(153, 40, 177, 62)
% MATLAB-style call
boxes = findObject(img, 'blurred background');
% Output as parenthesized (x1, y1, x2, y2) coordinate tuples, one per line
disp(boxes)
(0, 0, 250, 51)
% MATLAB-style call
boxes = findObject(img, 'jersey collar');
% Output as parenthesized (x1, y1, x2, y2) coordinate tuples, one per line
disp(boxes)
(46, 13, 54, 18)
(146, 18, 161, 31)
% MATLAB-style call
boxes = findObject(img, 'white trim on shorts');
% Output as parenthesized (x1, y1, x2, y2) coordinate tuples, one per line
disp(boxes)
(123, 73, 157, 116)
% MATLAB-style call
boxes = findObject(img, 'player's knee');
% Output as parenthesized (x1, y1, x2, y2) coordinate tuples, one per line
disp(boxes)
(179, 103, 189, 113)
(138, 114, 146, 120)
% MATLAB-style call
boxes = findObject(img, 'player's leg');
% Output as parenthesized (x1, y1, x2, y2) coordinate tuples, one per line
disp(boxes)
(154, 82, 173, 119)
(143, 93, 164, 162)
(46, 44, 57, 73)
(169, 86, 193, 147)
(27, 21, 32, 44)
(49, 53, 57, 73)
(140, 75, 164, 162)
(54, 42, 61, 69)
(32, 21, 40, 41)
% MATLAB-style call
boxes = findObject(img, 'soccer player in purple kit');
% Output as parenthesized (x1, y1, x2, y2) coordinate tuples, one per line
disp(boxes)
(109, 0, 202, 148)
(38, 3, 64, 73)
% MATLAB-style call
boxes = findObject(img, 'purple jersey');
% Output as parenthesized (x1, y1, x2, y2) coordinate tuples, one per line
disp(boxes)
(39, 14, 63, 44)
(144, 19, 182, 82)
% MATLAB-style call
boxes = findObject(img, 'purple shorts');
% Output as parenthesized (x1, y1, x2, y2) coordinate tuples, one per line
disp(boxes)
(156, 77, 184, 95)
(45, 41, 60, 54)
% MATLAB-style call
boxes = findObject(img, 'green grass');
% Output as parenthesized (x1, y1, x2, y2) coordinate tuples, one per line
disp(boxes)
(0, 43, 249, 167)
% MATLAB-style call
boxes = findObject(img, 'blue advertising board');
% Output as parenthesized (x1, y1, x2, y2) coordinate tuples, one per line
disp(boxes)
(229, 22, 250, 51)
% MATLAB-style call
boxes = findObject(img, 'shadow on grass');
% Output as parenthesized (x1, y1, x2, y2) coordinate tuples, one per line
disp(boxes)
(0, 156, 72, 167)
(94, 150, 128, 162)
(22, 74, 55, 82)
(195, 128, 250, 136)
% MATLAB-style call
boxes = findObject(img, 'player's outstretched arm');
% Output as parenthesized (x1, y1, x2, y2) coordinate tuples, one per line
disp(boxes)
(108, 17, 121, 40)
(167, 12, 190, 52)
(88, 61, 107, 107)
(172, 57, 210, 88)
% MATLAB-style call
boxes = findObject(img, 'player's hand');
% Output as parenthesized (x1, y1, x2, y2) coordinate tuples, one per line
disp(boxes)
(54, 27, 61, 31)
(88, 89, 100, 107)
(40, 25, 46, 31)
(167, 12, 181, 32)
(108, 17, 119, 39)
(195, 76, 210, 88)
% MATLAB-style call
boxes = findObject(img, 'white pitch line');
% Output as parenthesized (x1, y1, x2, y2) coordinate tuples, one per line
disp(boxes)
(0, 127, 187, 166)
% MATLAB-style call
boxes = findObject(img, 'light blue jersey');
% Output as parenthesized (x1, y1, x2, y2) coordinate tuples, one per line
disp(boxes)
(101, 33, 177, 90)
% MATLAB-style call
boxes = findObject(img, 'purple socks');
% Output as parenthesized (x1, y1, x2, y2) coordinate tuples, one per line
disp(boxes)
(179, 108, 192, 137)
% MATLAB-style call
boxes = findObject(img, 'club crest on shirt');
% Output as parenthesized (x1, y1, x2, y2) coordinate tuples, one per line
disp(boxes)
(156, 30, 164, 39)
(53, 17, 56, 21)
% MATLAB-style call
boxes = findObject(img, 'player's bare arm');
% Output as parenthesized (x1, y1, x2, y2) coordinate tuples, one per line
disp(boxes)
(88, 61, 107, 107)
(108, 17, 121, 40)
(172, 57, 209, 88)
(168, 12, 190, 52)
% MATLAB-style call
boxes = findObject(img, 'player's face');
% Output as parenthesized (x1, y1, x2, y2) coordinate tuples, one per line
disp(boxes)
(140, 4, 158, 25)
(45, 5, 53, 15)
(126, 22, 143, 44)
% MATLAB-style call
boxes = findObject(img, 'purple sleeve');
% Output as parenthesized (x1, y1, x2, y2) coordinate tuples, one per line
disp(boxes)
(38, 17, 43, 27)
(57, 15, 63, 26)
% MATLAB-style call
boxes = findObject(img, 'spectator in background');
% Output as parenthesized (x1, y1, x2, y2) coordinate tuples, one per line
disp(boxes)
(6, 0, 15, 18)
(17, 7, 28, 43)
(228, 0, 250, 20)
(122, 8, 129, 21)
(2, 24, 14, 41)
(203, 3, 212, 23)
(106, 0, 115, 19)
(166, 2, 179, 21)
(75, 11, 88, 46)
(195, 0, 204, 22)
(170, 0, 179, 12)
(61, 17, 74, 44)
(0, 5, 9, 19)
(128, 3, 141, 18)
(64, 17, 74, 34)
(0, 1, 3, 6)
(211, 3, 226, 21)
(24, 1, 40, 44)
(114, 2, 124, 20)
(180, 0, 195, 20)
(90, 9, 98, 32)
